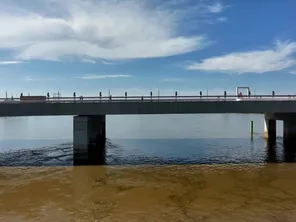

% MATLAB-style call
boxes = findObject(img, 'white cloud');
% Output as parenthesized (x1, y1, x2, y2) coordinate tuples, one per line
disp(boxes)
(160, 78, 184, 82)
(187, 41, 296, 74)
(78, 74, 132, 79)
(207, 2, 224, 13)
(81, 59, 96, 64)
(217, 17, 227, 22)
(290, 70, 296, 74)
(0, 61, 24, 65)
(25, 76, 54, 81)
(102, 61, 115, 65)
(0, 0, 217, 61)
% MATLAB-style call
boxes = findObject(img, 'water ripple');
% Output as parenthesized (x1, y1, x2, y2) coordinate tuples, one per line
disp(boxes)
(1, 138, 295, 166)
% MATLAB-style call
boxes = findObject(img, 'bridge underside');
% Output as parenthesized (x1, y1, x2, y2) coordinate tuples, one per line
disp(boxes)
(264, 113, 296, 142)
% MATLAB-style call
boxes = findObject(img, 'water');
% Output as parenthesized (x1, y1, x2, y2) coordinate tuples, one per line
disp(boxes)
(1, 114, 296, 221)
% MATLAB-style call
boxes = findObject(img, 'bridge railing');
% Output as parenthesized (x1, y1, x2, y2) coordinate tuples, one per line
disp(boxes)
(0, 95, 296, 103)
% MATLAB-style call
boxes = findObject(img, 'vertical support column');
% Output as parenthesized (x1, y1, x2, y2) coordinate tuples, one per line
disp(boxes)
(73, 115, 106, 164)
(264, 115, 276, 141)
(283, 120, 296, 142)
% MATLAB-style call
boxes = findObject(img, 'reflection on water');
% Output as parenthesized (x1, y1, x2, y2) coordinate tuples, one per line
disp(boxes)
(266, 140, 278, 163)
(74, 139, 107, 166)
(265, 140, 296, 163)
(283, 141, 296, 163)
(1, 138, 296, 166)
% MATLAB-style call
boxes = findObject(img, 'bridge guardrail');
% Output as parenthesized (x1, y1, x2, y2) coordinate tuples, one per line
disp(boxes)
(5, 94, 296, 100)
(1, 95, 296, 104)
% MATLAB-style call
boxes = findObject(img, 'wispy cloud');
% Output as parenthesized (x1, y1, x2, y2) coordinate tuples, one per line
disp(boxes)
(0, 60, 24, 65)
(81, 59, 96, 64)
(160, 78, 184, 82)
(207, 2, 224, 13)
(101, 61, 115, 65)
(290, 70, 296, 74)
(78, 74, 132, 80)
(25, 76, 54, 81)
(217, 17, 227, 22)
(0, 0, 224, 62)
(187, 41, 296, 74)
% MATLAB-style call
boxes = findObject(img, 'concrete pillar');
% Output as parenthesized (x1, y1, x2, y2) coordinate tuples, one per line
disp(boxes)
(264, 115, 276, 141)
(283, 120, 296, 142)
(73, 115, 106, 165)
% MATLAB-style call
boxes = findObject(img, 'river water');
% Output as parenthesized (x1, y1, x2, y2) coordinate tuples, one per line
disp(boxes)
(1, 114, 296, 221)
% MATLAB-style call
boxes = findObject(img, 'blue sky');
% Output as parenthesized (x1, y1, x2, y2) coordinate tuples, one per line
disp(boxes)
(0, 0, 296, 97)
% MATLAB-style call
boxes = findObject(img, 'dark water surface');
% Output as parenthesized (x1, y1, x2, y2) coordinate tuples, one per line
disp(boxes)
(0, 138, 294, 166)
(1, 114, 296, 221)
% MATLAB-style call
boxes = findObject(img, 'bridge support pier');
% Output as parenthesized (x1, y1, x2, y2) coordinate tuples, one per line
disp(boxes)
(283, 120, 296, 142)
(264, 115, 276, 141)
(73, 115, 106, 165)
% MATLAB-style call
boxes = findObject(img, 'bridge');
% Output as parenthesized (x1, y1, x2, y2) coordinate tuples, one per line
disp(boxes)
(1, 94, 296, 163)
(1, 94, 296, 116)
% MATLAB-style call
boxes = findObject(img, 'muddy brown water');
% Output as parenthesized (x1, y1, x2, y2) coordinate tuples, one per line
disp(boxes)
(1, 164, 296, 222)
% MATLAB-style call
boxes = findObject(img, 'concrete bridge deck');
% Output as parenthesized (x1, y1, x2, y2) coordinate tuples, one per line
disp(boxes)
(1, 95, 296, 117)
